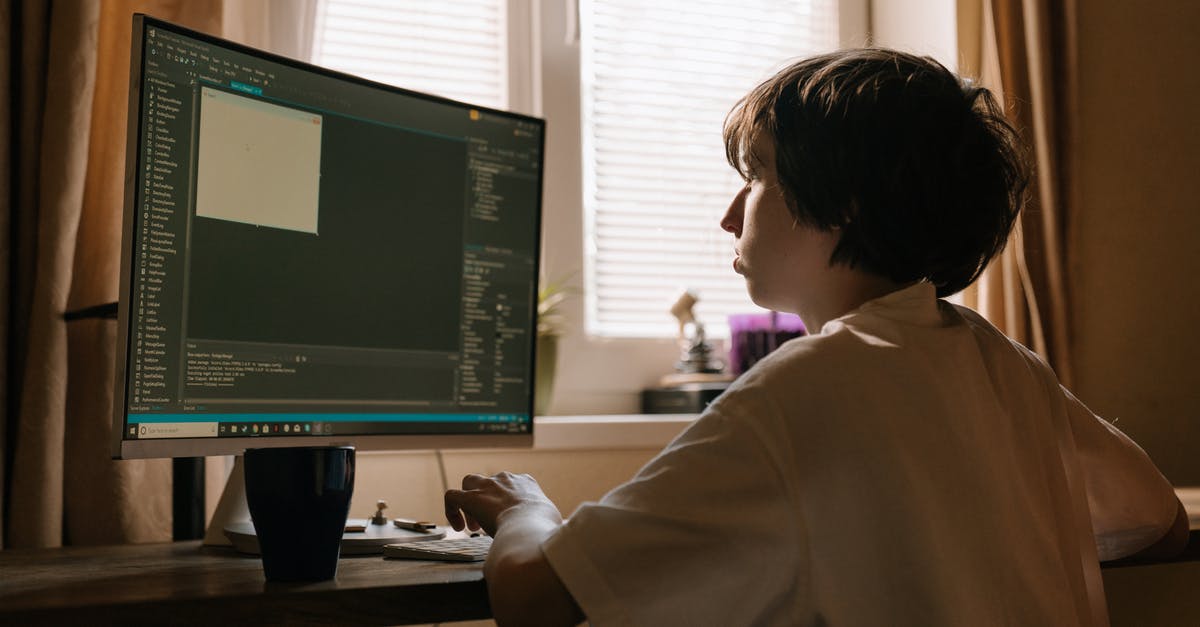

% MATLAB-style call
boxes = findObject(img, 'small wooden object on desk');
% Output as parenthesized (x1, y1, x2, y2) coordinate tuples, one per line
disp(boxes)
(368, 499, 389, 525)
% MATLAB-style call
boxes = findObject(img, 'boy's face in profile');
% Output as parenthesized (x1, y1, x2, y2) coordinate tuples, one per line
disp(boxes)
(720, 139, 841, 316)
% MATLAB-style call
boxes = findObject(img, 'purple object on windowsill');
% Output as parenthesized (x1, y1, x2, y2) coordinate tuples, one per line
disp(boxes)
(727, 312, 806, 375)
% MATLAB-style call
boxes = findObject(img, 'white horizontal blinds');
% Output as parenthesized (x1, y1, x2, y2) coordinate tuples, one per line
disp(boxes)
(583, 0, 839, 338)
(311, 0, 507, 109)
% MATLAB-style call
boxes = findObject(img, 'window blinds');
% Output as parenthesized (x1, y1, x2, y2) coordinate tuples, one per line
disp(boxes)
(311, 0, 507, 109)
(582, 0, 839, 337)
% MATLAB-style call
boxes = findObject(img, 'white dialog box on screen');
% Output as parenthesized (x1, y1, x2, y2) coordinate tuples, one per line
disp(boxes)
(194, 86, 322, 234)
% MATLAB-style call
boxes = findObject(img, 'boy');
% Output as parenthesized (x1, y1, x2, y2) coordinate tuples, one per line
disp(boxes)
(444, 49, 1187, 626)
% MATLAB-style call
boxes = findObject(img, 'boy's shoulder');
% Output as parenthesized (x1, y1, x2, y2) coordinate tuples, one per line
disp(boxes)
(738, 316, 906, 383)
(715, 300, 1055, 415)
(715, 329, 872, 409)
(947, 301, 1056, 375)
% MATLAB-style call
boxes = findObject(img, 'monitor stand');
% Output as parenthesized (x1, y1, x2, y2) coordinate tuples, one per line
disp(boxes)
(202, 455, 446, 554)
(202, 455, 250, 547)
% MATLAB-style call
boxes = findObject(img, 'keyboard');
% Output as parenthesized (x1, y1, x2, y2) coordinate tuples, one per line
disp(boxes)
(383, 535, 493, 562)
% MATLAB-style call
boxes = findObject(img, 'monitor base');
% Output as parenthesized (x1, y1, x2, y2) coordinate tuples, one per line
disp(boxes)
(203, 455, 249, 547)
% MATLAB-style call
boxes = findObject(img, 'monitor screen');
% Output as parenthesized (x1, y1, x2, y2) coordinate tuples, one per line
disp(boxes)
(112, 15, 542, 459)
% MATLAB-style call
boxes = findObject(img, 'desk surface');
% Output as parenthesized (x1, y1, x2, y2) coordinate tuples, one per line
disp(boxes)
(6, 490, 1200, 625)
(0, 541, 488, 626)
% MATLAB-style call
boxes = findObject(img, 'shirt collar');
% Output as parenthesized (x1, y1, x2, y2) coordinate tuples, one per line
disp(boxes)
(820, 281, 942, 334)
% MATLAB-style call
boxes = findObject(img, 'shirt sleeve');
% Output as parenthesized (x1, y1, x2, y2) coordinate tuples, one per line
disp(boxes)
(541, 394, 804, 626)
(1060, 385, 1179, 560)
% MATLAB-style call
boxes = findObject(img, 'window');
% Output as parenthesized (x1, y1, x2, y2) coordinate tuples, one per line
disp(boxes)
(311, 0, 509, 109)
(582, 0, 842, 338)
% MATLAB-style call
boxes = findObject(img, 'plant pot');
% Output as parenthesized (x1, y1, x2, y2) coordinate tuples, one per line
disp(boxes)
(534, 334, 558, 415)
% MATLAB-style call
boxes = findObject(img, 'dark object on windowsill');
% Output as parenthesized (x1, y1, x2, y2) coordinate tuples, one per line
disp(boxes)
(642, 382, 731, 414)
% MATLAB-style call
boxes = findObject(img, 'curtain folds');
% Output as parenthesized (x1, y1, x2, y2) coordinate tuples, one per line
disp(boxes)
(6, 0, 107, 550)
(4, 0, 223, 549)
(959, 0, 1078, 388)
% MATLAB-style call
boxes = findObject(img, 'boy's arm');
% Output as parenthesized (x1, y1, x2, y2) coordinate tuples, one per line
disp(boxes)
(444, 472, 584, 627)
(1062, 386, 1189, 561)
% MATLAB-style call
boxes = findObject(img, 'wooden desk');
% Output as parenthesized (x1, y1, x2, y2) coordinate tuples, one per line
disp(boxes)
(5, 491, 1198, 625)
(0, 541, 489, 625)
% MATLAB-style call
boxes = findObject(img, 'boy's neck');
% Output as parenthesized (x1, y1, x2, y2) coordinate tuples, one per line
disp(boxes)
(796, 270, 913, 333)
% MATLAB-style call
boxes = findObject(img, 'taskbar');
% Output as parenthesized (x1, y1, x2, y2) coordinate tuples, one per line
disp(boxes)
(125, 412, 530, 440)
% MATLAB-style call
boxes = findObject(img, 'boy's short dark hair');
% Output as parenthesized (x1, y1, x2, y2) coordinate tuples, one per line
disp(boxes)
(724, 48, 1028, 297)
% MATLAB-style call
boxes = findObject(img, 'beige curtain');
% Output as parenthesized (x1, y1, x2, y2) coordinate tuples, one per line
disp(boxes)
(3, 0, 222, 550)
(958, 0, 1078, 388)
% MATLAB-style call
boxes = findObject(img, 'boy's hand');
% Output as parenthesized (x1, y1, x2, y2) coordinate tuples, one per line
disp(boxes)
(446, 473, 584, 625)
(444, 471, 562, 537)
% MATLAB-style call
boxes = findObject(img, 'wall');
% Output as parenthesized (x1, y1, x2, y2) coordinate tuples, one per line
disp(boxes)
(349, 416, 692, 520)
(350, 447, 659, 524)
(205, 416, 693, 531)
(1072, 1, 1200, 484)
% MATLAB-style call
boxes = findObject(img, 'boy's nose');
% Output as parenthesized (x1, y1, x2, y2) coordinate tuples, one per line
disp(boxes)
(720, 187, 747, 237)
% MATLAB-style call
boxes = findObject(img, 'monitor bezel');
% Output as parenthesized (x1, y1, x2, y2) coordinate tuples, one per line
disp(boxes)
(112, 14, 541, 459)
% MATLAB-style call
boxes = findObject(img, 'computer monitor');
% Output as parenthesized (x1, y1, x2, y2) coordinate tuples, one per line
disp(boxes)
(111, 15, 543, 461)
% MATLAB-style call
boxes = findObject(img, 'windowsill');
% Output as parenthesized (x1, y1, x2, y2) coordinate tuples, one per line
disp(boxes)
(532, 414, 696, 450)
